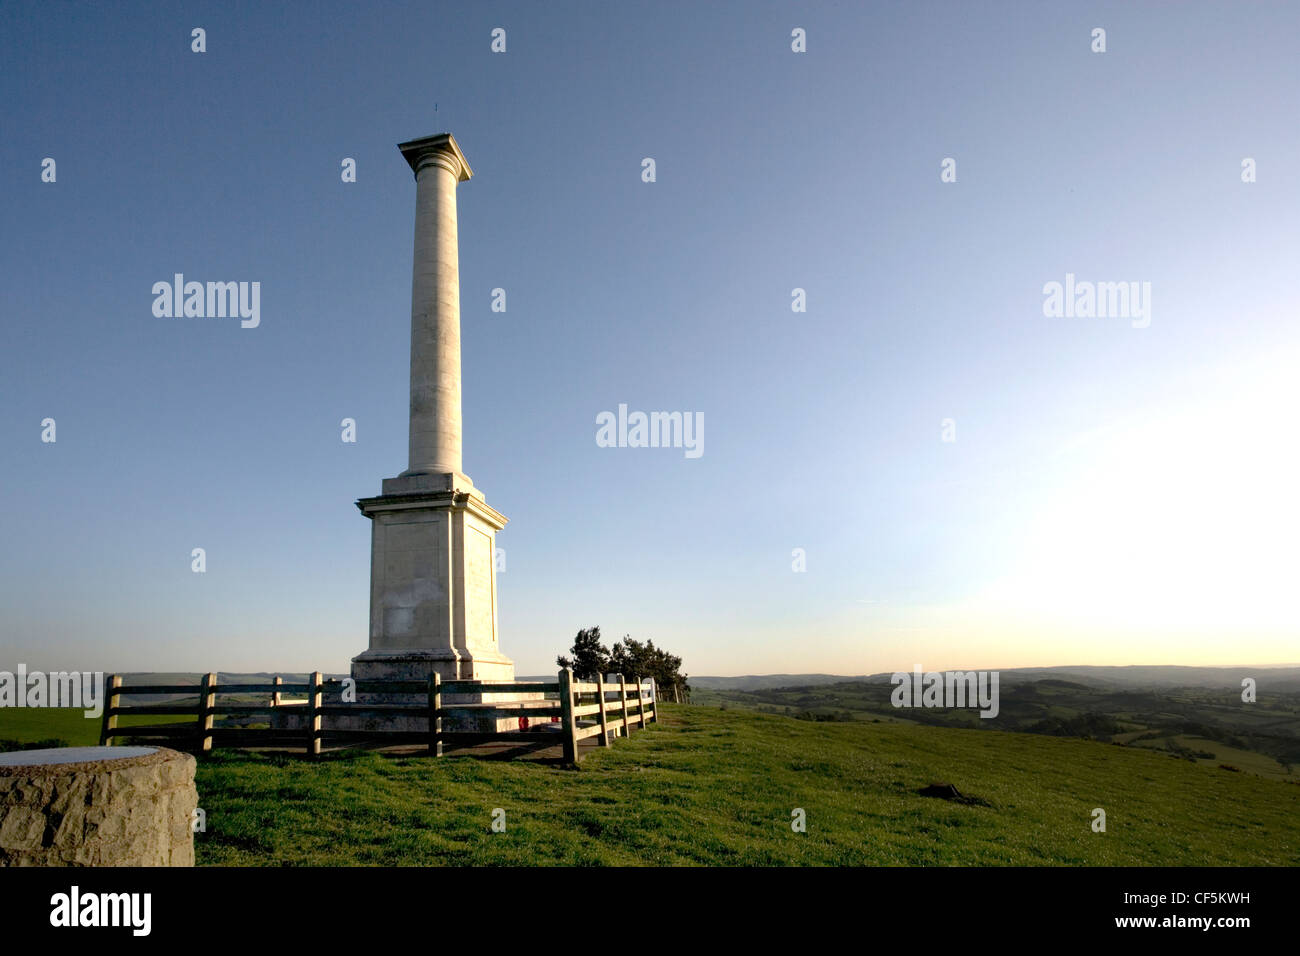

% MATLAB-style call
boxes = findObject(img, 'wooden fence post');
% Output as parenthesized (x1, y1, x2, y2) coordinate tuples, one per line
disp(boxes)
(627, 673, 637, 735)
(618, 673, 630, 736)
(306, 671, 322, 758)
(558, 668, 579, 765)
(196, 672, 216, 753)
(635, 675, 647, 729)
(428, 672, 442, 757)
(594, 673, 610, 746)
(648, 677, 658, 723)
(99, 674, 121, 746)
(271, 675, 282, 708)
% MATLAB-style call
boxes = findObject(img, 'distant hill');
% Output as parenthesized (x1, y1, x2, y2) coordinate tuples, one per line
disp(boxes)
(118, 672, 350, 684)
(691, 674, 875, 691)
(694, 665, 1300, 692)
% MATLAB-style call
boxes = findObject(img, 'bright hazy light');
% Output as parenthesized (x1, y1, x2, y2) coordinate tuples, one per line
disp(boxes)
(973, 347, 1300, 647)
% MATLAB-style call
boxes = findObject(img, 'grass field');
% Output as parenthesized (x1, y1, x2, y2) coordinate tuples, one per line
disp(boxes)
(2, 705, 1297, 865)
(0, 706, 189, 748)
(694, 677, 1300, 780)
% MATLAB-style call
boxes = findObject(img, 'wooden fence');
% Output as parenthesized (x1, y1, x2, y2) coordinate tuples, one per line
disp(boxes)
(98, 668, 657, 763)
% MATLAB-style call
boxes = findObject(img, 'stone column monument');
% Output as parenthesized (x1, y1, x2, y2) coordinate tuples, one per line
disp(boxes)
(351, 133, 515, 685)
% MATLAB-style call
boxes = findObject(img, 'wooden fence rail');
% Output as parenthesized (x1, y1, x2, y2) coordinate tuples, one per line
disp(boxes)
(99, 668, 657, 764)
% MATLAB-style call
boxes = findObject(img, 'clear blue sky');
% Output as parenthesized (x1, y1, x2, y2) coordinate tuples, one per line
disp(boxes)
(3, 1, 1298, 676)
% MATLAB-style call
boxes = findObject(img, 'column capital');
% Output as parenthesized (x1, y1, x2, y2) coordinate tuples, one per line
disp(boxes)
(398, 132, 473, 182)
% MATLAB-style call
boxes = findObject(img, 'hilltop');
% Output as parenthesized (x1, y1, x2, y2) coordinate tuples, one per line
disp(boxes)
(3, 703, 1294, 865)
(194, 704, 1298, 865)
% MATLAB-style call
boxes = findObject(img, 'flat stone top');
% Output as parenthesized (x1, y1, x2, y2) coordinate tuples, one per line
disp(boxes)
(0, 745, 185, 775)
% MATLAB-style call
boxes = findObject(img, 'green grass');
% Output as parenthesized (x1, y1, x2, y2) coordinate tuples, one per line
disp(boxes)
(1139, 734, 1292, 779)
(0, 707, 190, 750)
(694, 679, 1300, 780)
(3, 705, 1296, 865)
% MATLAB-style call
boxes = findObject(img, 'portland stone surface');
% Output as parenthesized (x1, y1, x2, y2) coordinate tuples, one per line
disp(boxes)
(351, 133, 517, 689)
(266, 134, 550, 741)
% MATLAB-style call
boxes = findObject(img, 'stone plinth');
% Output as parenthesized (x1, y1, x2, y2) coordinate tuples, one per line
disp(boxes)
(0, 746, 196, 867)
(354, 482, 513, 683)
(271, 682, 557, 735)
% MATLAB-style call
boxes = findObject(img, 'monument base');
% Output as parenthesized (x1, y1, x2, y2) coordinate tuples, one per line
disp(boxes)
(344, 648, 535, 732)
(350, 648, 515, 684)
(270, 671, 555, 736)
(355, 476, 511, 674)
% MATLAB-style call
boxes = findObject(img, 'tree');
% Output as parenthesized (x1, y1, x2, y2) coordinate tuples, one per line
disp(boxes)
(556, 626, 611, 679)
(609, 635, 690, 703)
(556, 628, 690, 703)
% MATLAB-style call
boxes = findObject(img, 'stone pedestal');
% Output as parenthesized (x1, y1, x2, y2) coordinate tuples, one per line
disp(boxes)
(353, 474, 513, 683)
(273, 684, 554, 736)
(0, 746, 196, 867)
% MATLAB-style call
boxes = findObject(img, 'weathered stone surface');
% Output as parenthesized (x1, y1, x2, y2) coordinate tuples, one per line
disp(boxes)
(0, 746, 196, 867)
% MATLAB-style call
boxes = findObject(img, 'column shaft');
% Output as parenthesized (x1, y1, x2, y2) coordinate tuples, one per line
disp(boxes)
(405, 154, 463, 476)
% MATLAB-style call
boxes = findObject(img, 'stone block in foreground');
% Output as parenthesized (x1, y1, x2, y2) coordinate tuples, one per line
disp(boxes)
(0, 745, 197, 867)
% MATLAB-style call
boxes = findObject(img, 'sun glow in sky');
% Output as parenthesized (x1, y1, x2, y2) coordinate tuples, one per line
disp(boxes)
(814, 345, 1300, 675)
(963, 343, 1297, 645)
